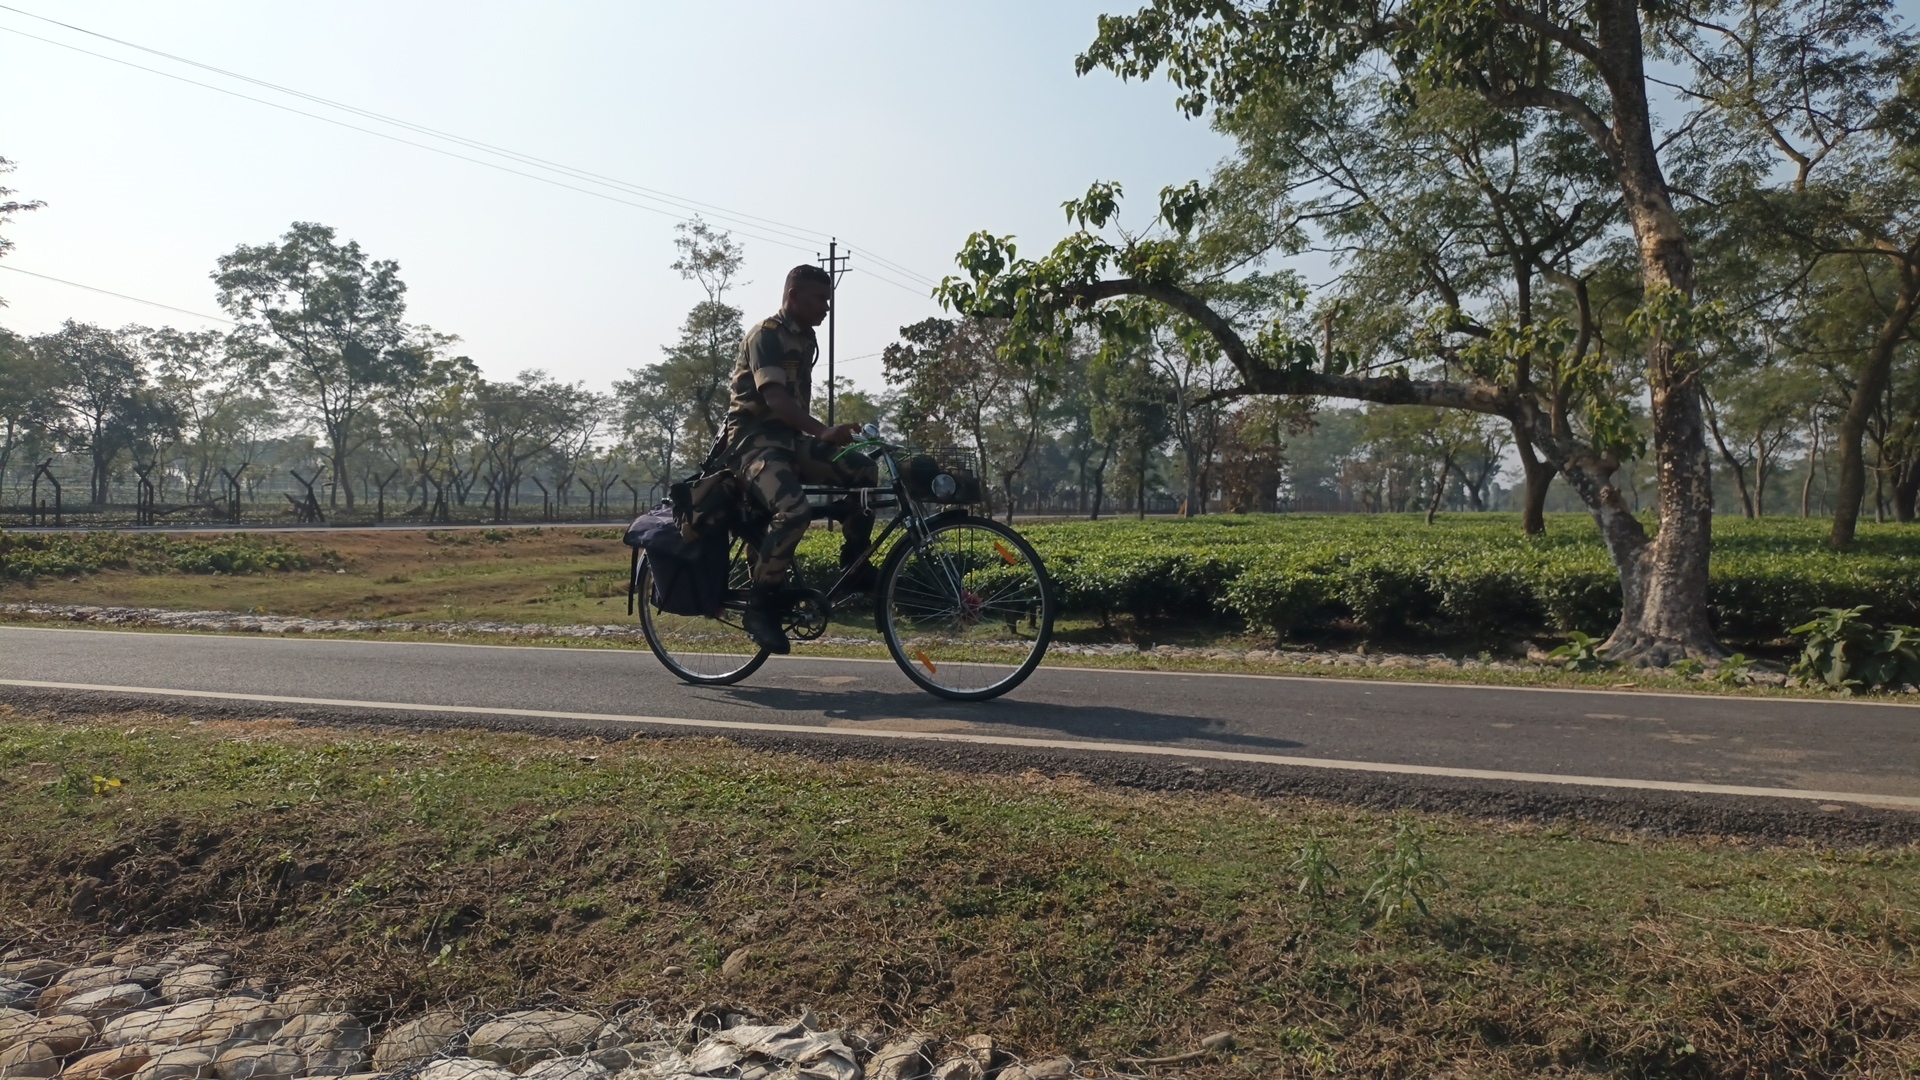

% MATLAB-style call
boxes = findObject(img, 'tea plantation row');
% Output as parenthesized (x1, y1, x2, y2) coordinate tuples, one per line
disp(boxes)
(802, 514, 1920, 642)
(0, 531, 321, 579)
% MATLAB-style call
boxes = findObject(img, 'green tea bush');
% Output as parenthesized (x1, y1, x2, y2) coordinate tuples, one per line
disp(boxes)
(0, 530, 317, 580)
(795, 515, 1920, 645)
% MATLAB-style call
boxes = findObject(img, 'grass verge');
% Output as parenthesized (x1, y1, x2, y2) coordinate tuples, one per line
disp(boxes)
(3, 709, 1918, 1077)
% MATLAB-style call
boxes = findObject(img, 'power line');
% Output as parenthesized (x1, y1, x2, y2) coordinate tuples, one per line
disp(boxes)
(0, 24, 828, 259)
(0, 2, 837, 252)
(850, 266, 934, 297)
(0, 264, 234, 323)
(0, 3, 944, 288)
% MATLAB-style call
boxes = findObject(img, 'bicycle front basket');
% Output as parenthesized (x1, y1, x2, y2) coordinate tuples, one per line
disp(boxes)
(902, 447, 982, 505)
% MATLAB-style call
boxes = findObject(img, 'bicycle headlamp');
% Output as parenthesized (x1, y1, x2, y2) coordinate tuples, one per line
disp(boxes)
(931, 473, 959, 500)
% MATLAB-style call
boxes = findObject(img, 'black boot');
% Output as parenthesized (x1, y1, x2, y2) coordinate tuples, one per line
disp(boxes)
(833, 515, 878, 597)
(743, 584, 791, 654)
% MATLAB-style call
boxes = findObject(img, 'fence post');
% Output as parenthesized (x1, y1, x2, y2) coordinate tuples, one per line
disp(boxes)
(132, 463, 157, 526)
(31, 460, 61, 526)
(530, 476, 550, 523)
(288, 469, 325, 523)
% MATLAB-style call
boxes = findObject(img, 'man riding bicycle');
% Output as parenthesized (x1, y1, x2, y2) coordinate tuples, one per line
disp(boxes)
(724, 264, 880, 654)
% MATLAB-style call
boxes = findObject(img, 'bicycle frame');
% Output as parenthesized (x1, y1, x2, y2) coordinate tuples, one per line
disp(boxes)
(780, 439, 966, 609)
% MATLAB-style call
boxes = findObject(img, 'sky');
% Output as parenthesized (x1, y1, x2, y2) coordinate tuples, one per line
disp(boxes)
(0, 1, 1232, 396)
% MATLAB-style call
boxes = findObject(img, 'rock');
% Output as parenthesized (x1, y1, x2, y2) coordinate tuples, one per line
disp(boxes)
(587, 1042, 670, 1073)
(0, 963, 65, 989)
(268, 1017, 362, 1053)
(415, 1059, 515, 1080)
(58, 1045, 152, 1080)
(212, 1045, 302, 1080)
(10, 1016, 99, 1057)
(516, 1058, 605, 1080)
(129, 1051, 215, 1080)
(108, 1000, 281, 1051)
(54, 986, 157, 1021)
(159, 950, 228, 973)
(465, 1012, 600, 1069)
(999, 1058, 1074, 1080)
(0, 983, 37, 1010)
(287, 1050, 362, 1080)
(37, 971, 119, 1013)
(0, 1010, 39, 1053)
(157, 971, 227, 1007)
(1199, 1031, 1235, 1052)
(189, 1001, 282, 1049)
(265, 992, 341, 1023)
(866, 1036, 933, 1080)
(719, 949, 751, 979)
(104, 1007, 191, 1049)
(0, 1039, 63, 1078)
(270, 1015, 366, 1077)
(42, 971, 169, 1012)
(959, 1035, 996, 1071)
(930, 1060, 981, 1080)
(369, 1013, 464, 1070)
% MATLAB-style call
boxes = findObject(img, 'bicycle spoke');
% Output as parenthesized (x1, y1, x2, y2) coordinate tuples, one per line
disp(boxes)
(639, 544, 767, 684)
(881, 518, 1055, 699)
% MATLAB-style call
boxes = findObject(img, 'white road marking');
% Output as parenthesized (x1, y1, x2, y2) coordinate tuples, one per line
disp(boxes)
(3, 676, 1916, 811)
(6, 624, 1920, 710)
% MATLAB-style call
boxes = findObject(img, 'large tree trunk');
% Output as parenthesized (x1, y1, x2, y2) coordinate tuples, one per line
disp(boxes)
(1513, 425, 1553, 534)
(1583, 0, 1721, 662)
(1831, 264, 1920, 547)
(1894, 458, 1919, 523)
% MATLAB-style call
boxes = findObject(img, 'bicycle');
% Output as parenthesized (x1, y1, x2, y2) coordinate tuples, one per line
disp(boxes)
(634, 431, 1056, 701)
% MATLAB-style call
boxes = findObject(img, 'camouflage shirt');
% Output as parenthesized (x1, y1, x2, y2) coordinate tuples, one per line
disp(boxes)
(723, 311, 817, 448)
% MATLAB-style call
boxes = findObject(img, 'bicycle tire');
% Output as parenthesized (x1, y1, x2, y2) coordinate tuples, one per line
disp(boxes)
(876, 514, 1055, 700)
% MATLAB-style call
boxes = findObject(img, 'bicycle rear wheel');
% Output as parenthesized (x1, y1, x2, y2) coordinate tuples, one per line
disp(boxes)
(637, 543, 768, 685)
(877, 515, 1054, 700)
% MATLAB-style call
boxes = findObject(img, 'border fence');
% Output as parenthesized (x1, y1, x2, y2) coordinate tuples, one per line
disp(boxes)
(0, 454, 664, 529)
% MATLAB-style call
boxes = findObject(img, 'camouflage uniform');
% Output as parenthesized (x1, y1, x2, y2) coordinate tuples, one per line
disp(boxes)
(724, 311, 878, 587)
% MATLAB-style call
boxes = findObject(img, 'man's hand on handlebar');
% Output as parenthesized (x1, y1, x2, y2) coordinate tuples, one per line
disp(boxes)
(820, 423, 861, 447)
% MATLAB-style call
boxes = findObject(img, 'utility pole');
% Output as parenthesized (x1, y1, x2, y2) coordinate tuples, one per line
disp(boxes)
(817, 239, 851, 424)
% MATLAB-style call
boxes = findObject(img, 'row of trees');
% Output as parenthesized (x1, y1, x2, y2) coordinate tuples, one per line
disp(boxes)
(936, 0, 1920, 661)
(2, 206, 1902, 528)
(1, 222, 616, 521)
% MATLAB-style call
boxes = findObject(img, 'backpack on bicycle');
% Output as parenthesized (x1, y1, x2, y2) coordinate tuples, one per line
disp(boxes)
(624, 503, 730, 617)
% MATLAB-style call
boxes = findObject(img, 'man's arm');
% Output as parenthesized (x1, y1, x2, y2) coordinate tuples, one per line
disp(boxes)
(763, 383, 857, 446)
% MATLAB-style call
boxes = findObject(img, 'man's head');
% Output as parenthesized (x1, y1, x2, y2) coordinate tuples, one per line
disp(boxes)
(782, 264, 834, 328)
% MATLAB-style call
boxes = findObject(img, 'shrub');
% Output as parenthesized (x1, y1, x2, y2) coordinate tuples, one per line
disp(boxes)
(1789, 606, 1920, 695)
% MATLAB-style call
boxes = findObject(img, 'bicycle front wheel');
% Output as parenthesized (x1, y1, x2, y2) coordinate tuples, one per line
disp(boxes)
(637, 545, 768, 685)
(876, 515, 1055, 700)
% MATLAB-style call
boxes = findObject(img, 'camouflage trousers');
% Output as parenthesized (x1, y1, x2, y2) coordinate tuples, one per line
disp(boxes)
(733, 434, 879, 587)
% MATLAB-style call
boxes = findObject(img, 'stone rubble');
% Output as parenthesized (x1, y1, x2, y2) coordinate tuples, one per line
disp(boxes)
(0, 949, 1132, 1080)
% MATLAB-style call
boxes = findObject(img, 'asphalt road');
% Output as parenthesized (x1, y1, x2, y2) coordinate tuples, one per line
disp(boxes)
(4, 624, 1920, 823)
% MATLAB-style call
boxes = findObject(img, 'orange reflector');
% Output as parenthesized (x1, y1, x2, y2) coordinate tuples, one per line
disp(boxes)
(994, 541, 1017, 565)
(915, 651, 938, 675)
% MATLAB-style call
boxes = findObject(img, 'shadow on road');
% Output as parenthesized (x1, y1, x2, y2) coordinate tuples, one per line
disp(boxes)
(703, 681, 1309, 752)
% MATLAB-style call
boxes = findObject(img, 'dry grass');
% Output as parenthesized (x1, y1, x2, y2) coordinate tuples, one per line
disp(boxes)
(4, 709, 1920, 1077)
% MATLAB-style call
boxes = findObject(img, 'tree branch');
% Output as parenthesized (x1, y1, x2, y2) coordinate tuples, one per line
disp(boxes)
(1065, 277, 1514, 416)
